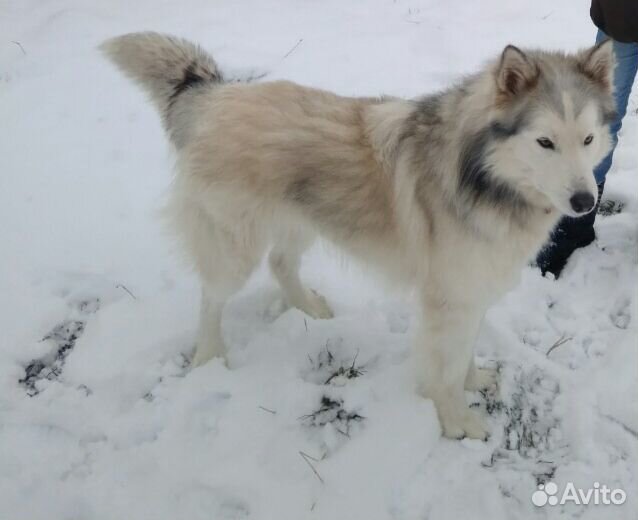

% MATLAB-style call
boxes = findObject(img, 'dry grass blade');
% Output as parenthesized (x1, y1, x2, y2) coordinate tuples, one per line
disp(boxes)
(546, 334, 572, 357)
(299, 451, 324, 484)
(116, 284, 137, 300)
(11, 41, 26, 55)
(283, 38, 303, 59)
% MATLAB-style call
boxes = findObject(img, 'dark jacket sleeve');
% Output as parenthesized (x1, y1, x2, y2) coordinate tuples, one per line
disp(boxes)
(591, 0, 638, 43)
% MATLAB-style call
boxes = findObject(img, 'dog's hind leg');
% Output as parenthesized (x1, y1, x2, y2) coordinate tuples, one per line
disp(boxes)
(192, 278, 240, 367)
(269, 229, 333, 320)
(192, 240, 259, 366)
(176, 203, 262, 367)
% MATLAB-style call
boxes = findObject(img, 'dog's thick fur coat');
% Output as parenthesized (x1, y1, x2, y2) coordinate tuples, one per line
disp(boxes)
(102, 33, 615, 439)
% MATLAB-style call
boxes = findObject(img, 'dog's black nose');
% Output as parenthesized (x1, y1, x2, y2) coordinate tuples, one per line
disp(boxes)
(570, 191, 596, 214)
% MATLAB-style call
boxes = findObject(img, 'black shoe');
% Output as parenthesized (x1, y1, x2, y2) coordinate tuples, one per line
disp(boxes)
(536, 182, 604, 278)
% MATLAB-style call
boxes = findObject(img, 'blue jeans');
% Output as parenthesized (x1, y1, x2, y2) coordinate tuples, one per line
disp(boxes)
(594, 30, 638, 183)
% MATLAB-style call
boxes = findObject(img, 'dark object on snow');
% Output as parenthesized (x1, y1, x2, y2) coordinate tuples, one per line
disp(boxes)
(478, 367, 563, 485)
(536, 182, 604, 278)
(20, 320, 85, 396)
(19, 297, 99, 396)
(591, 0, 638, 43)
(598, 198, 625, 216)
(300, 396, 364, 436)
(306, 342, 366, 386)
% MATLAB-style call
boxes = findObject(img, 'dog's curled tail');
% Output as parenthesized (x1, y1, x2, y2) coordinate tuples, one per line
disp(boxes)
(100, 32, 222, 120)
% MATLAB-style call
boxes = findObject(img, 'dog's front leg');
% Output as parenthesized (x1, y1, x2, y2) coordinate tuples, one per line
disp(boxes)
(416, 293, 488, 440)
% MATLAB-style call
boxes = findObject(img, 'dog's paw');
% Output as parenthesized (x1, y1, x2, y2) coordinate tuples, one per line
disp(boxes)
(298, 289, 334, 320)
(191, 351, 212, 368)
(465, 367, 498, 391)
(441, 409, 489, 441)
(191, 346, 226, 368)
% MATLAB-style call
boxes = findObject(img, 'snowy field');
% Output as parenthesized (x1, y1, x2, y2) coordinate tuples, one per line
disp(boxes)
(2, 1, 637, 519)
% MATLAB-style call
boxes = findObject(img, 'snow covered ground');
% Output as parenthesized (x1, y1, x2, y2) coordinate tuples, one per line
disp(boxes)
(1, 1, 637, 519)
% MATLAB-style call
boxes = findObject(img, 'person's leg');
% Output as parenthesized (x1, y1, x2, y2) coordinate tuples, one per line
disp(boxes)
(537, 32, 637, 277)
(593, 31, 638, 183)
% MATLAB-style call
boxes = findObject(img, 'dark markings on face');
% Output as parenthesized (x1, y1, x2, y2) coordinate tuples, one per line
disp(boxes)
(489, 107, 530, 140)
(536, 76, 566, 119)
(556, 84, 615, 130)
(457, 127, 530, 217)
(490, 121, 519, 139)
(488, 88, 535, 141)
(535, 60, 617, 130)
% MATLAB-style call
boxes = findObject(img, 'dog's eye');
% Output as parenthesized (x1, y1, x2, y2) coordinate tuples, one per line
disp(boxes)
(584, 134, 594, 145)
(536, 137, 555, 150)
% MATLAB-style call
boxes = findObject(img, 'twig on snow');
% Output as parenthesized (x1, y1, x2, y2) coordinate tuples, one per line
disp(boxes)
(600, 412, 638, 439)
(11, 41, 26, 55)
(546, 334, 572, 357)
(116, 284, 137, 300)
(283, 38, 303, 59)
(299, 451, 324, 484)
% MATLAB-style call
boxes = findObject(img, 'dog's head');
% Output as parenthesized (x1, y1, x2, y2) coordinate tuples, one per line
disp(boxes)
(486, 41, 615, 217)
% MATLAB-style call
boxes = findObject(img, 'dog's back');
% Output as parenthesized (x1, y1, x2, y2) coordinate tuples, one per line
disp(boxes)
(184, 81, 398, 243)
(103, 33, 398, 247)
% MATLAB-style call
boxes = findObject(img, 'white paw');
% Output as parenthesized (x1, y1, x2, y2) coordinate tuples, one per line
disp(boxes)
(465, 367, 498, 391)
(297, 289, 334, 319)
(440, 409, 489, 441)
(191, 346, 226, 368)
(191, 353, 210, 368)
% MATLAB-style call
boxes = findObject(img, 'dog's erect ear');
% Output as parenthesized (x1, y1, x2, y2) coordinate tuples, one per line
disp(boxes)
(578, 39, 615, 91)
(496, 45, 539, 97)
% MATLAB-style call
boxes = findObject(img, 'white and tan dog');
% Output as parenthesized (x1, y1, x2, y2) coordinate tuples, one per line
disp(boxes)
(103, 33, 614, 439)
